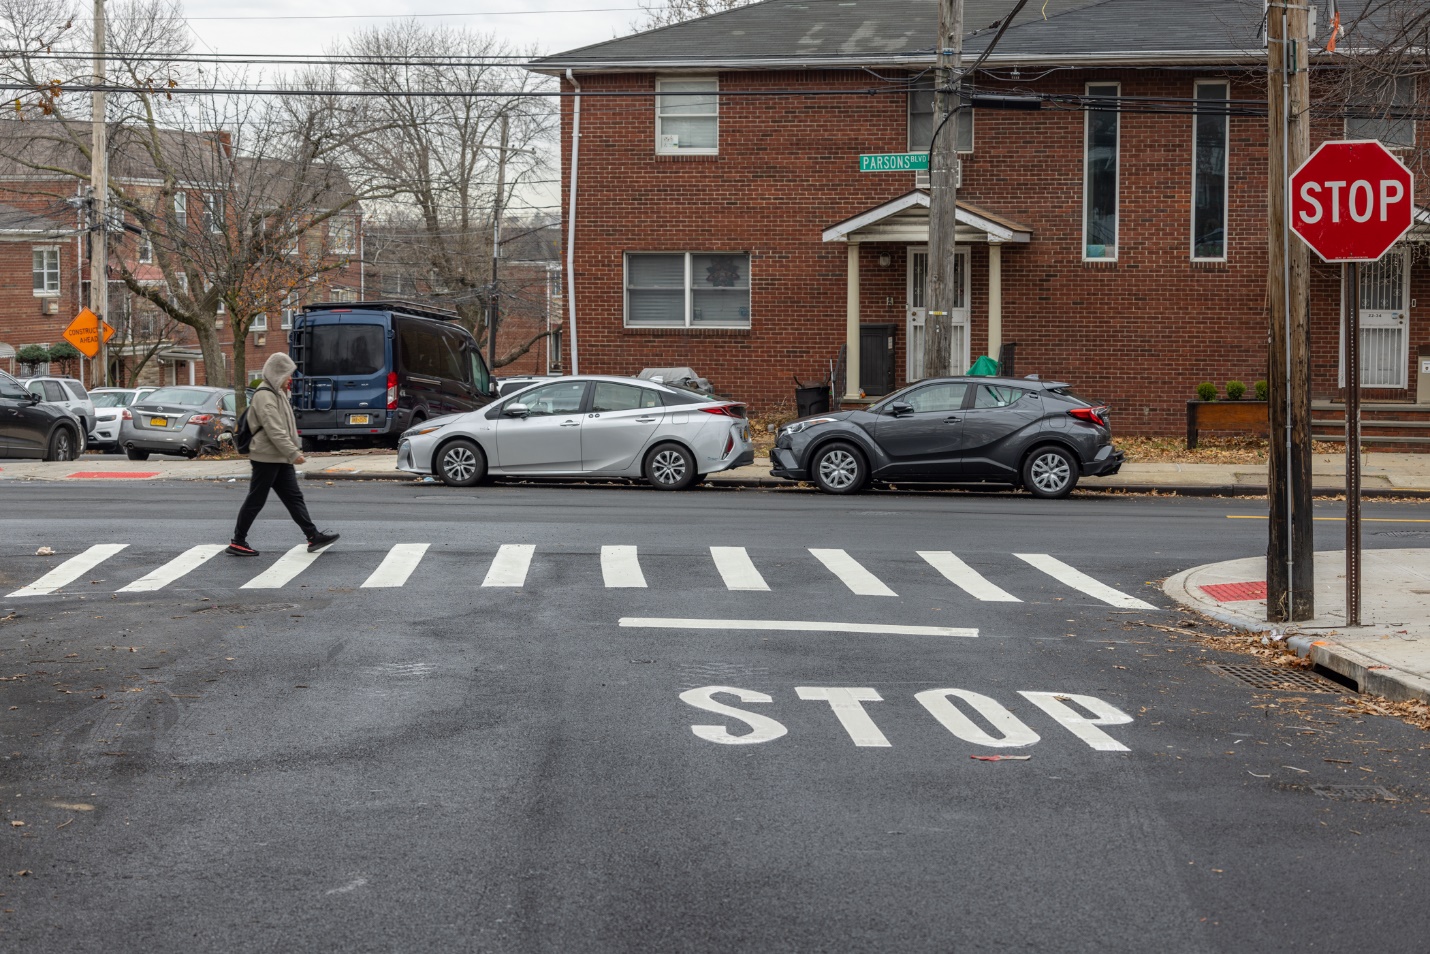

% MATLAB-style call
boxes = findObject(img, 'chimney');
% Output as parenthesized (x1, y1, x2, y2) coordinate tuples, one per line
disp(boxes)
(205, 130, 233, 157)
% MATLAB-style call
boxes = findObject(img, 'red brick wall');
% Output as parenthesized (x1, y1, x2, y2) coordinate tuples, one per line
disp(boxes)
(0, 236, 81, 378)
(560, 68, 1429, 432)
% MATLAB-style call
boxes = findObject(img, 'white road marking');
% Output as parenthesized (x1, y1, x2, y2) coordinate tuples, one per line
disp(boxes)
(361, 543, 429, 589)
(796, 687, 891, 746)
(915, 689, 1039, 747)
(482, 544, 535, 588)
(7, 544, 128, 597)
(1014, 553, 1157, 609)
(918, 551, 1021, 602)
(808, 548, 897, 596)
(1019, 692, 1134, 751)
(241, 544, 330, 589)
(620, 617, 977, 638)
(602, 545, 647, 588)
(117, 544, 226, 593)
(679, 686, 788, 744)
(710, 546, 769, 591)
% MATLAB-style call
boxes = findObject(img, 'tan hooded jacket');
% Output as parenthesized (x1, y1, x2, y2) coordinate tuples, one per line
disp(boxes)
(247, 352, 302, 464)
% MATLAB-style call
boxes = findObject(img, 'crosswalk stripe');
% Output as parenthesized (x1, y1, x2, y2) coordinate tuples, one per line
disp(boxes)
(241, 544, 330, 589)
(362, 544, 430, 589)
(117, 544, 227, 593)
(1014, 553, 1157, 609)
(482, 544, 534, 588)
(6, 544, 129, 597)
(601, 545, 647, 588)
(809, 548, 897, 597)
(710, 546, 770, 591)
(918, 551, 1021, 602)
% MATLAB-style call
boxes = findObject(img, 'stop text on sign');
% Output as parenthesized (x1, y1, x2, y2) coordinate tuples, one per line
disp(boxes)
(679, 685, 1134, 751)
(1297, 178, 1405, 225)
(1288, 139, 1415, 263)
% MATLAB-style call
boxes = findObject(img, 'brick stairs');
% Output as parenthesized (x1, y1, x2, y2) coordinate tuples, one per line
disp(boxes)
(1312, 402, 1430, 449)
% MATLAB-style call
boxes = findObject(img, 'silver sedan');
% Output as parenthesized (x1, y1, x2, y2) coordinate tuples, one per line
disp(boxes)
(397, 376, 755, 490)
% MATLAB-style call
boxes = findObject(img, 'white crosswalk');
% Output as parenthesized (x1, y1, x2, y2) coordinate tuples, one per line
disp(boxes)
(4, 542, 1161, 609)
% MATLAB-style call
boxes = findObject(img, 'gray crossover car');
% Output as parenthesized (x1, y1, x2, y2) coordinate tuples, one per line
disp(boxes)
(770, 376, 1124, 498)
(118, 386, 238, 460)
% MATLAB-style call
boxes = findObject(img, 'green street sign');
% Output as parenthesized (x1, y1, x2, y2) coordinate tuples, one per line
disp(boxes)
(859, 152, 929, 172)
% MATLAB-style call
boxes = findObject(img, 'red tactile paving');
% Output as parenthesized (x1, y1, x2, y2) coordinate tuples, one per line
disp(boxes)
(1199, 581, 1268, 603)
(66, 472, 161, 479)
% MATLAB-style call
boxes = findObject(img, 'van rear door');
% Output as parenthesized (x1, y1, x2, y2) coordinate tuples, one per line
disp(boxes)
(299, 318, 391, 426)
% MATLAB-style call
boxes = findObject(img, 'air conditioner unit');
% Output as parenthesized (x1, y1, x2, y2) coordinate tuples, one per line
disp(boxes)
(255, 333, 266, 346)
(41, 297, 58, 315)
(660, 134, 680, 150)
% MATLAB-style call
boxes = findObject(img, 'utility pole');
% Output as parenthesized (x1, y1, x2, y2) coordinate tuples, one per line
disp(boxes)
(1266, 0, 1314, 621)
(91, 0, 109, 387)
(924, 0, 962, 379)
(487, 113, 510, 370)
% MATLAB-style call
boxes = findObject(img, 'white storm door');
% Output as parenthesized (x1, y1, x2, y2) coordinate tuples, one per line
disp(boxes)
(907, 246, 970, 381)
(1341, 249, 1410, 390)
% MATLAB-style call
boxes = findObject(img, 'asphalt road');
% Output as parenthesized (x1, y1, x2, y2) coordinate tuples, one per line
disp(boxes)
(2, 481, 1428, 953)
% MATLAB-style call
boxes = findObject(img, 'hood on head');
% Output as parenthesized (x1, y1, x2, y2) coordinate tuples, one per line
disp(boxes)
(262, 352, 296, 391)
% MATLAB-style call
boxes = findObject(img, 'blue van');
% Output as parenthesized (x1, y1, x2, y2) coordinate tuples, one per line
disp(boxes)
(289, 300, 496, 450)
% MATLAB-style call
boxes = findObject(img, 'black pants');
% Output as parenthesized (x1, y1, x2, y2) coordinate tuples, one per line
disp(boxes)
(234, 461, 317, 543)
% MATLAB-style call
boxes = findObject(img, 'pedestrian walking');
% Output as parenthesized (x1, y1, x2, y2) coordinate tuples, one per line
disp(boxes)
(227, 353, 339, 557)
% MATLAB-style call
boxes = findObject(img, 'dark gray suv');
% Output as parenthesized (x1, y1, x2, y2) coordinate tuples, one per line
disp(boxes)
(770, 377, 1124, 498)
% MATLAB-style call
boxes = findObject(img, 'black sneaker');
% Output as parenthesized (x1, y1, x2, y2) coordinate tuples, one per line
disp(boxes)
(226, 542, 259, 557)
(307, 531, 340, 552)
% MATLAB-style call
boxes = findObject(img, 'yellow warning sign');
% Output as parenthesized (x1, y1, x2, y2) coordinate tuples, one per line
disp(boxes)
(62, 308, 116, 358)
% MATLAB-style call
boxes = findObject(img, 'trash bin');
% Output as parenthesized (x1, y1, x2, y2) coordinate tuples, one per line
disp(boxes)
(795, 379, 830, 417)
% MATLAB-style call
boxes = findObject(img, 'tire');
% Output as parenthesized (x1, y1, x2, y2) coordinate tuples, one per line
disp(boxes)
(436, 438, 487, 487)
(44, 426, 79, 462)
(125, 446, 150, 461)
(644, 443, 697, 491)
(301, 436, 320, 453)
(810, 441, 868, 495)
(1022, 445, 1079, 499)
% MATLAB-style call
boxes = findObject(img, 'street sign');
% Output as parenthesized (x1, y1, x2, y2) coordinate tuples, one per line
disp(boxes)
(62, 308, 116, 359)
(1289, 140, 1415, 263)
(860, 152, 929, 173)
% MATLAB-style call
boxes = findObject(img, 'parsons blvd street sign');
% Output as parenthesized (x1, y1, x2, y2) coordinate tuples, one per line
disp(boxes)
(860, 152, 929, 172)
(1289, 139, 1415, 263)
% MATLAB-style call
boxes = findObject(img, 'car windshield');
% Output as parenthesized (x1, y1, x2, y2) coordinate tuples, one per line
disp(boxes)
(142, 388, 213, 407)
(91, 392, 133, 407)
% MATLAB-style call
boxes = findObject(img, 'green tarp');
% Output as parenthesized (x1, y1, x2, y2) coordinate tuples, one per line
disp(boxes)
(967, 355, 1000, 376)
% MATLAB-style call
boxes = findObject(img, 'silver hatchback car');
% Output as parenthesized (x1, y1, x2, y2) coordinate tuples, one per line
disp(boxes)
(398, 375, 755, 489)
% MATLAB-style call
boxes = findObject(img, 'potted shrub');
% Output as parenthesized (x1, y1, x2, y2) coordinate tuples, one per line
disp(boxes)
(1187, 379, 1269, 448)
(1225, 380, 1246, 401)
(16, 344, 50, 376)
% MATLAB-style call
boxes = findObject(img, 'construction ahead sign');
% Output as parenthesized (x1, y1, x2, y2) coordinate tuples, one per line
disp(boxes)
(62, 308, 116, 358)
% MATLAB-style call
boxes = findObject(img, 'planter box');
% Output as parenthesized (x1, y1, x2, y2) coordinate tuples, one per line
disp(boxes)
(1186, 400, 1269, 449)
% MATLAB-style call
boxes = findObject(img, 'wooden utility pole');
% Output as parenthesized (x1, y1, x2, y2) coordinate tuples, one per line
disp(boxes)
(1266, 1, 1314, 621)
(91, 0, 109, 387)
(487, 113, 510, 368)
(924, 0, 962, 379)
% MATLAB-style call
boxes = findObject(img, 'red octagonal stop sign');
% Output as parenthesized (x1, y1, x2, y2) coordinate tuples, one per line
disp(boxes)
(1290, 140, 1415, 263)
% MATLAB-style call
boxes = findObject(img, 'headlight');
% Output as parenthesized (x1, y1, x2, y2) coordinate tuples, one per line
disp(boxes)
(405, 423, 447, 438)
(781, 417, 836, 437)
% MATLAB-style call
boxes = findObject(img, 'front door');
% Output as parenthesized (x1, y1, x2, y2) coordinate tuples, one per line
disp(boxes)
(871, 380, 971, 477)
(907, 246, 970, 381)
(1342, 248, 1410, 389)
(492, 380, 589, 473)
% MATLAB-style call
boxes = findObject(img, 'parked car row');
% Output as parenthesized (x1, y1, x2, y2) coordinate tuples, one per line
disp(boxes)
(0, 370, 86, 460)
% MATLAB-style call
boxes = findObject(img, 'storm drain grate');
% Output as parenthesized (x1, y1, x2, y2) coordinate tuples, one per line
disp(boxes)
(1207, 663, 1347, 693)
(1311, 785, 1397, 802)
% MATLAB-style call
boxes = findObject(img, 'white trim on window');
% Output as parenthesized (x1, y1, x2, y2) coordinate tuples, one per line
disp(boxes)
(655, 77, 719, 155)
(251, 312, 268, 332)
(137, 231, 154, 264)
(280, 291, 300, 328)
(1191, 79, 1230, 262)
(1082, 81, 1121, 262)
(329, 216, 357, 255)
(203, 193, 224, 234)
(31, 246, 60, 296)
(623, 251, 751, 328)
(173, 192, 187, 229)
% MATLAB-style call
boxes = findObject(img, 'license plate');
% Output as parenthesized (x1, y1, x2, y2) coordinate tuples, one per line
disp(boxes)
(150, 417, 168, 427)
(349, 414, 371, 425)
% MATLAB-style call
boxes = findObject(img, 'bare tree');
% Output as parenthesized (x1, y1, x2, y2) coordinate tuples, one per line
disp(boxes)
(634, 0, 755, 30)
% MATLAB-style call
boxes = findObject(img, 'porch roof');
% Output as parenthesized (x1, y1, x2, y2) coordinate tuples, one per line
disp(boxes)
(822, 191, 1032, 245)
(1410, 205, 1430, 242)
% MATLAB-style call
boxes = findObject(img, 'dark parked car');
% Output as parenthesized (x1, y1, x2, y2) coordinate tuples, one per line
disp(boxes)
(770, 376, 1124, 498)
(118, 386, 238, 460)
(0, 369, 85, 460)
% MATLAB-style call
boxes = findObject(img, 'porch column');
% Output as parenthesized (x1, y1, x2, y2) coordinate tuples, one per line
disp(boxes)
(987, 242, 1002, 360)
(845, 241, 861, 400)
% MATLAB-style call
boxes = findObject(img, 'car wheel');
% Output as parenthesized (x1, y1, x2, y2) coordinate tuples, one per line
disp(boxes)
(125, 447, 150, 461)
(810, 441, 867, 495)
(436, 438, 486, 487)
(45, 427, 78, 462)
(1023, 445, 1079, 499)
(301, 436, 321, 453)
(644, 443, 697, 491)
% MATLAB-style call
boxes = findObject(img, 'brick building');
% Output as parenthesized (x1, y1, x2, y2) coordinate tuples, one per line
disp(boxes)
(530, 0, 1430, 431)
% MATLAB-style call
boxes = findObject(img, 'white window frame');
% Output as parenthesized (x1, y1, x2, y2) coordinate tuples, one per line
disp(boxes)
(137, 231, 154, 264)
(329, 216, 356, 255)
(203, 193, 224, 234)
(251, 312, 268, 332)
(281, 292, 301, 328)
(1191, 80, 1230, 262)
(173, 192, 187, 229)
(1346, 75, 1416, 150)
(623, 251, 751, 329)
(655, 77, 718, 156)
(1082, 81, 1121, 262)
(32, 246, 60, 296)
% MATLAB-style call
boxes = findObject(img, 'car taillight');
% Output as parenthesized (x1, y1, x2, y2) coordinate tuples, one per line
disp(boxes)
(724, 433, 734, 456)
(121, 409, 132, 420)
(189, 414, 214, 425)
(700, 403, 745, 418)
(386, 372, 398, 410)
(1068, 406, 1109, 427)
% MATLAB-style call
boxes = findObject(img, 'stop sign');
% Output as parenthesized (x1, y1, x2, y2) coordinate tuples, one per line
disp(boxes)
(1290, 140, 1415, 262)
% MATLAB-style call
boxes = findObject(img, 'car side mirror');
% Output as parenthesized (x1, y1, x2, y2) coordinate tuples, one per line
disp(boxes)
(889, 401, 914, 417)
(504, 402, 530, 418)
(25, 391, 42, 405)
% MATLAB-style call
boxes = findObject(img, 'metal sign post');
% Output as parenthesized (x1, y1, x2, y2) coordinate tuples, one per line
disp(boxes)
(1345, 262, 1361, 626)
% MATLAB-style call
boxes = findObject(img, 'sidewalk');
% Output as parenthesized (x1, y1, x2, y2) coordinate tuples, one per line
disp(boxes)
(3, 450, 1430, 495)
(1165, 548, 1430, 704)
